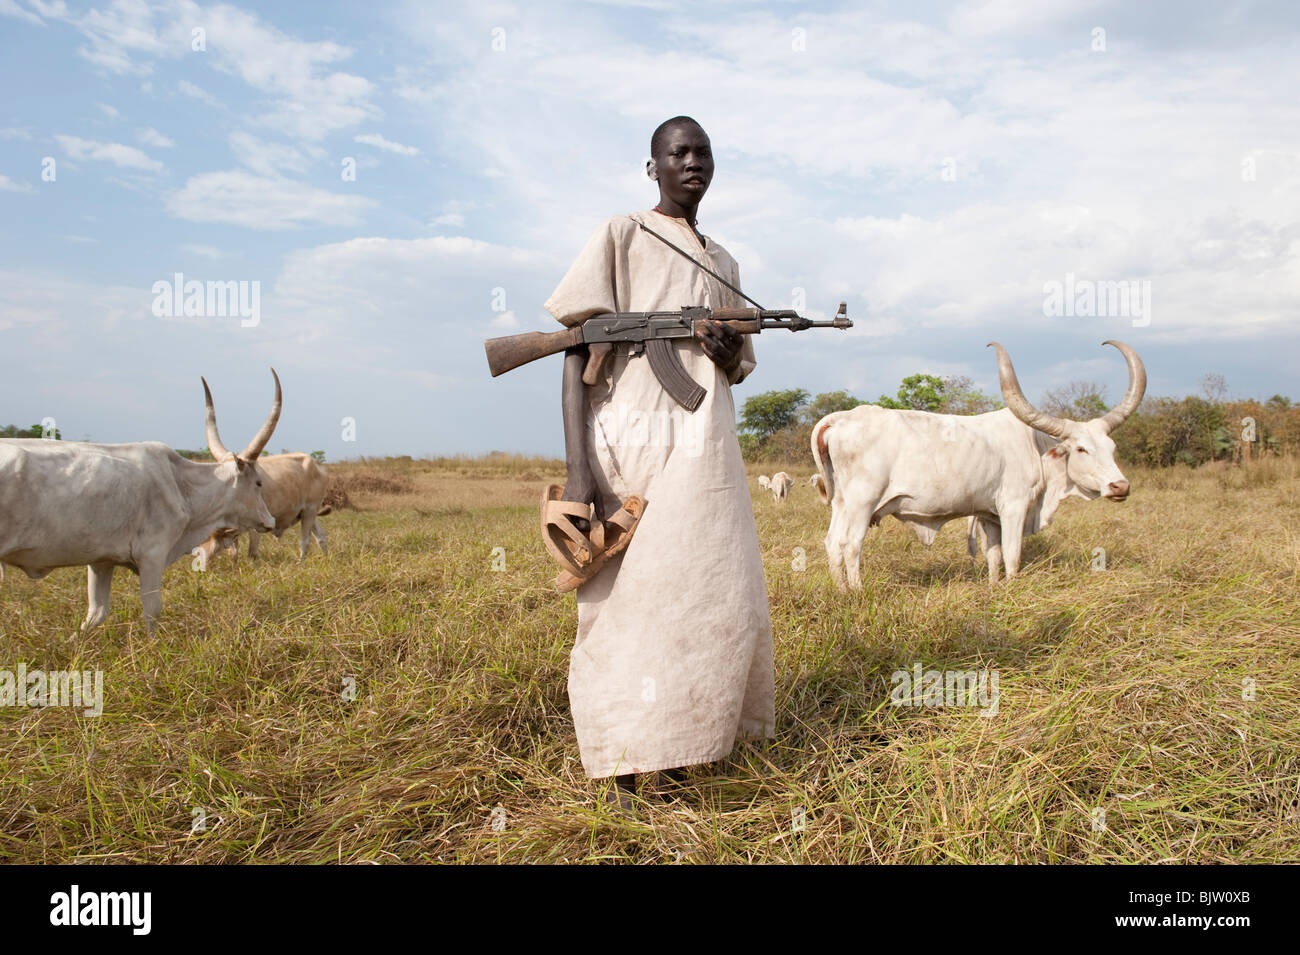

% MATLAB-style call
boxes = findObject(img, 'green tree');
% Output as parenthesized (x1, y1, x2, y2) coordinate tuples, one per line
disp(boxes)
(1041, 381, 1108, 421)
(800, 390, 865, 425)
(939, 375, 999, 415)
(876, 374, 945, 412)
(739, 389, 808, 443)
(310, 450, 326, 464)
(0, 422, 60, 439)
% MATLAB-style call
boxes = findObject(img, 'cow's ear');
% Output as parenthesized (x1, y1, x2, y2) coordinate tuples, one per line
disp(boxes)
(1046, 446, 1065, 459)
(233, 455, 248, 472)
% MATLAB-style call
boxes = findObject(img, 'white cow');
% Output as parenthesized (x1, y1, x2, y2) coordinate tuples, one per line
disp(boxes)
(811, 342, 1145, 589)
(767, 471, 794, 503)
(196, 453, 331, 566)
(757, 475, 771, 490)
(0, 371, 282, 633)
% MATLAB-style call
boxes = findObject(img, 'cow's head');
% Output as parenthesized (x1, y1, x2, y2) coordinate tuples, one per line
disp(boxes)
(989, 341, 1146, 503)
(201, 368, 282, 534)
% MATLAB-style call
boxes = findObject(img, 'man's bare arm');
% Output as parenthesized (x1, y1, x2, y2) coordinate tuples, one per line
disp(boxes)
(559, 347, 598, 523)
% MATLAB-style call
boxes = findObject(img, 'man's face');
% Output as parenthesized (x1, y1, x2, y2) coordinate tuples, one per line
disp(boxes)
(653, 123, 713, 206)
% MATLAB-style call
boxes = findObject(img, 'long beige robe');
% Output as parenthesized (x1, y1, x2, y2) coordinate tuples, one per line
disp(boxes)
(544, 209, 775, 778)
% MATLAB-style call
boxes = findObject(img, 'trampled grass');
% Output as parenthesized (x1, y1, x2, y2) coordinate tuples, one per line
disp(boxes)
(1, 456, 1297, 863)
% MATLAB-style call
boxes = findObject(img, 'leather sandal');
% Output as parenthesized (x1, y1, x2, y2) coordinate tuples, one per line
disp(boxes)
(554, 494, 646, 593)
(541, 484, 600, 576)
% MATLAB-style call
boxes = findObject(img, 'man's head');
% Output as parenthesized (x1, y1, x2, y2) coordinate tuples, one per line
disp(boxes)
(647, 116, 713, 215)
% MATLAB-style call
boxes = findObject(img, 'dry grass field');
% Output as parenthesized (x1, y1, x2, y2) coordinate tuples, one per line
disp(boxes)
(1, 453, 1298, 863)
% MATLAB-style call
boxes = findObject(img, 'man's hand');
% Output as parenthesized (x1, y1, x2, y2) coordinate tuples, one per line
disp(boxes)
(697, 319, 743, 374)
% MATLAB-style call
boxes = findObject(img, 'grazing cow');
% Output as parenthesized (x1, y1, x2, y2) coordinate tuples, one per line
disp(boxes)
(809, 474, 824, 493)
(195, 453, 331, 566)
(811, 341, 1145, 589)
(757, 475, 771, 490)
(767, 471, 794, 503)
(0, 371, 282, 633)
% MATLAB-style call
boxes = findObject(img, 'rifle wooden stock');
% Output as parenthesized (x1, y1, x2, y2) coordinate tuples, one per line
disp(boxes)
(485, 325, 585, 378)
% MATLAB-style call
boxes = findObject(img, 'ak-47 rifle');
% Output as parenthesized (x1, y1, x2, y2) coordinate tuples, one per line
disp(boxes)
(484, 302, 853, 412)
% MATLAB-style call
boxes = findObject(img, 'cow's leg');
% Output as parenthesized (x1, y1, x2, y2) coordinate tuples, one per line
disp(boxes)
(825, 483, 880, 592)
(999, 506, 1029, 578)
(247, 530, 261, 559)
(298, 513, 315, 559)
(824, 504, 847, 590)
(841, 509, 873, 591)
(82, 562, 115, 631)
(967, 516, 985, 560)
(138, 558, 165, 636)
(311, 516, 328, 555)
(983, 521, 1003, 583)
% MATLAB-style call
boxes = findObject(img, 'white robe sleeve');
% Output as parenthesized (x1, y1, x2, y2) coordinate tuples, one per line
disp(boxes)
(543, 218, 628, 328)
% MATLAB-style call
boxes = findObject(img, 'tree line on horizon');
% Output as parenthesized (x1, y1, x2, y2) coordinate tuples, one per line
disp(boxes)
(738, 373, 1298, 468)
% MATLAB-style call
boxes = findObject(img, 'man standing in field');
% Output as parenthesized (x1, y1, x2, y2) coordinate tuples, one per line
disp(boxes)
(543, 116, 774, 807)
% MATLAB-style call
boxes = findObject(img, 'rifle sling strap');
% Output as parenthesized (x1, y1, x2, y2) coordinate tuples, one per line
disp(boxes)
(630, 217, 767, 310)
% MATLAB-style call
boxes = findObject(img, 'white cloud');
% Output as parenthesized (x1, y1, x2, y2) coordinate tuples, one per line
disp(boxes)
(166, 170, 373, 230)
(0, 173, 32, 192)
(0, 0, 45, 26)
(228, 131, 308, 177)
(97, 102, 120, 119)
(430, 213, 465, 227)
(54, 134, 164, 172)
(58, 2, 379, 139)
(136, 126, 175, 148)
(353, 133, 420, 156)
(392, 3, 1300, 347)
(177, 79, 220, 107)
(198, 3, 378, 140)
(947, 0, 1099, 38)
(181, 243, 226, 259)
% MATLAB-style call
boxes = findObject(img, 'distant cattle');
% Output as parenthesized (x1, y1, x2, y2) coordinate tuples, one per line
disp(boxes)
(767, 471, 794, 503)
(811, 342, 1146, 588)
(196, 453, 330, 566)
(0, 371, 282, 632)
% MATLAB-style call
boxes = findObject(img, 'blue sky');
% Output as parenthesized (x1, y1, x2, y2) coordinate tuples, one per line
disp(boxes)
(1, 0, 1297, 458)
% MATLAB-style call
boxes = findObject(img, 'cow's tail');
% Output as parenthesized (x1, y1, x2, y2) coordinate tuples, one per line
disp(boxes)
(810, 417, 835, 506)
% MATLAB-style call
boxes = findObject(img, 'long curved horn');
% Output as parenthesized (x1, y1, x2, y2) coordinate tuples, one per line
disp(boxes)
(988, 342, 1072, 439)
(202, 376, 232, 460)
(1097, 340, 1146, 434)
(240, 368, 282, 460)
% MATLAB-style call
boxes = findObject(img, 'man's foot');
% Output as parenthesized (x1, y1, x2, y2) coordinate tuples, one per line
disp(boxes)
(603, 773, 637, 811)
(654, 767, 688, 801)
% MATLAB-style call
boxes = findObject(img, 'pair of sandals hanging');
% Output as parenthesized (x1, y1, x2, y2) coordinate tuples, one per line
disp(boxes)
(541, 485, 646, 592)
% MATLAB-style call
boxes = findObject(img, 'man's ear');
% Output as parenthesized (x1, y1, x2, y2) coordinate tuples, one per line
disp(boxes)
(646, 158, 658, 181)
